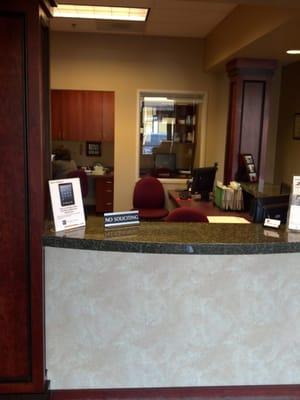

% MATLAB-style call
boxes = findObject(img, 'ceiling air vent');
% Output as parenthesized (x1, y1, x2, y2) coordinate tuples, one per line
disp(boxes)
(95, 20, 146, 34)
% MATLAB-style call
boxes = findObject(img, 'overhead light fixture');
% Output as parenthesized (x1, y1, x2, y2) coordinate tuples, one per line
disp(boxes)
(53, 4, 149, 22)
(144, 97, 174, 102)
(287, 50, 300, 54)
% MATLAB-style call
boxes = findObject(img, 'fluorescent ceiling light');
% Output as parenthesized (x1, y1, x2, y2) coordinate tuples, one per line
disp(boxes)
(53, 4, 149, 21)
(144, 97, 174, 103)
(287, 50, 300, 54)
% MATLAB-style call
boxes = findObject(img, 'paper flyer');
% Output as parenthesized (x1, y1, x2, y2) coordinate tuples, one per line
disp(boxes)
(287, 176, 300, 231)
(49, 178, 86, 232)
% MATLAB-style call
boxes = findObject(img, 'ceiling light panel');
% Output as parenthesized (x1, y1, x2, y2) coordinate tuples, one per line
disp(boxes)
(287, 50, 300, 54)
(53, 4, 149, 22)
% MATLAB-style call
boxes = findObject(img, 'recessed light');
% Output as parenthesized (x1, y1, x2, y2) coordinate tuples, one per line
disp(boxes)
(287, 50, 300, 54)
(53, 4, 149, 22)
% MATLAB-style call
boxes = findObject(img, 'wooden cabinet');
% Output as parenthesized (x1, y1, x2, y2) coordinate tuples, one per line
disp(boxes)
(60, 90, 84, 141)
(0, 0, 52, 396)
(82, 90, 103, 140)
(51, 90, 114, 142)
(51, 90, 63, 140)
(95, 175, 114, 212)
(102, 91, 114, 142)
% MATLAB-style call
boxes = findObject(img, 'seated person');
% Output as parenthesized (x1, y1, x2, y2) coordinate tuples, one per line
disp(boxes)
(52, 147, 77, 179)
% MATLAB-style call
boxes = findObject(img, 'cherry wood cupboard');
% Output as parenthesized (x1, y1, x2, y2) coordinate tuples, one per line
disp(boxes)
(51, 90, 114, 142)
(0, 0, 54, 398)
(95, 175, 114, 212)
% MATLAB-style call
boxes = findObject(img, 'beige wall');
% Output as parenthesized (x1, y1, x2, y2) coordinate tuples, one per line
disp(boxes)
(205, 72, 229, 178)
(204, 5, 293, 70)
(50, 32, 228, 211)
(52, 140, 114, 168)
(275, 61, 300, 185)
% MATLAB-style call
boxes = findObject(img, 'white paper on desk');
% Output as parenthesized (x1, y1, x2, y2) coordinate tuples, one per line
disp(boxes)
(288, 204, 300, 231)
(207, 216, 250, 224)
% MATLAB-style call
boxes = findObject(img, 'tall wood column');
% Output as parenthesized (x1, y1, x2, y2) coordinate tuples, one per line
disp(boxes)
(224, 58, 277, 184)
(0, 0, 55, 398)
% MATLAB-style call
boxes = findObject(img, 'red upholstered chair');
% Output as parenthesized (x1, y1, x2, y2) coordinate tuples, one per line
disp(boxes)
(67, 169, 88, 199)
(165, 207, 208, 222)
(133, 176, 169, 220)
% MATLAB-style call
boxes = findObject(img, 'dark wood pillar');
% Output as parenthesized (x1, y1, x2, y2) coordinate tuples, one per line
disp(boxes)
(224, 58, 277, 184)
(0, 0, 55, 397)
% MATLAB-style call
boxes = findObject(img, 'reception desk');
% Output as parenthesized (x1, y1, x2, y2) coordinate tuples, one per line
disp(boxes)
(44, 217, 300, 393)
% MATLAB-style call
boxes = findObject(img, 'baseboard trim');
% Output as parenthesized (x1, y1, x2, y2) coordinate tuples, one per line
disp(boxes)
(0, 380, 50, 400)
(51, 385, 300, 400)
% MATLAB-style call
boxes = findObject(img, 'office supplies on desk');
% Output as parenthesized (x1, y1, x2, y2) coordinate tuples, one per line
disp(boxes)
(214, 181, 243, 211)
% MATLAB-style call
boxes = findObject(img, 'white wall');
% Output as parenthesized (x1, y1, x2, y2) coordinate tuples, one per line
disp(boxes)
(50, 32, 228, 211)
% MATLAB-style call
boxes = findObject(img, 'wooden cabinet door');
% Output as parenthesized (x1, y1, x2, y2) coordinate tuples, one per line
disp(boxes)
(102, 91, 114, 142)
(61, 90, 83, 141)
(51, 90, 63, 140)
(82, 90, 103, 141)
(51, 90, 114, 142)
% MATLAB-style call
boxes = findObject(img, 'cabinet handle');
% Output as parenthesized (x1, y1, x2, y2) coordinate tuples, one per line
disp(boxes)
(106, 202, 113, 206)
(105, 181, 113, 184)
(105, 189, 113, 193)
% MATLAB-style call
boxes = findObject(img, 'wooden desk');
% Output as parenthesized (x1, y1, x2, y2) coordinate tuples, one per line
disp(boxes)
(241, 182, 289, 223)
(168, 190, 250, 219)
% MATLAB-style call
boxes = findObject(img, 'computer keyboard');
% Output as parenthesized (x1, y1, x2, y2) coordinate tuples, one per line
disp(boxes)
(179, 190, 191, 200)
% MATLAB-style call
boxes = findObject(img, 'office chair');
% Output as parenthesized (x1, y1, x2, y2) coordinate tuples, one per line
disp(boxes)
(132, 176, 169, 220)
(165, 207, 208, 222)
(67, 169, 88, 199)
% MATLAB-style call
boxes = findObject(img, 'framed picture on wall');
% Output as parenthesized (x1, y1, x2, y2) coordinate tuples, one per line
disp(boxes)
(86, 141, 101, 156)
(244, 155, 254, 164)
(247, 163, 255, 173)
(293, 113, 300, 140)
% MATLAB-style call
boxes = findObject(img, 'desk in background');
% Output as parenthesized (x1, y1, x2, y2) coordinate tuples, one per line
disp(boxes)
(241, 182, 290, 223)
(168, 190, 250, 219)
(85, 173, 114, 212)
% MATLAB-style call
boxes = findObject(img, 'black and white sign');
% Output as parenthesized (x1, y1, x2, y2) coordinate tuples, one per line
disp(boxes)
(263, 218, 281, 229)
(104, 210, 140, 228)
(49, 178, 86, 232)
(287, 176, 300, 231)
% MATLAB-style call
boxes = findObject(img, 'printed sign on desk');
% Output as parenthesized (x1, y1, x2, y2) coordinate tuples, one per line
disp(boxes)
(104, 210, 139, 228)
(287, 176, 300, 232)
(49, 178, 86, 232)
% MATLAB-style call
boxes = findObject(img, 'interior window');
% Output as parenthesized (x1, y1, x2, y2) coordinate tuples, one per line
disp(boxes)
(139, 92, 203, 178)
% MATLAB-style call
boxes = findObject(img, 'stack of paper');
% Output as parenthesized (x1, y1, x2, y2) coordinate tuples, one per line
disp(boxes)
(208, 216, 250, 223)
(214, 182, 244, 211)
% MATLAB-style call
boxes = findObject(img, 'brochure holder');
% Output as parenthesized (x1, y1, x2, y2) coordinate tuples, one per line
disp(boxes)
(287, 176, 300, 232)
(49, 178, 86, 232)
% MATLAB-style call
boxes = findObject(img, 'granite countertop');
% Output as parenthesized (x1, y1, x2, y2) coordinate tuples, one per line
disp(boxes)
(43, 216, 300, 255)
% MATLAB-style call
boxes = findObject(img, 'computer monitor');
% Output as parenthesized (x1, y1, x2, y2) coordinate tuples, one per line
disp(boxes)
(191, 164, 217, 201)
(154, 153, 176, 171)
